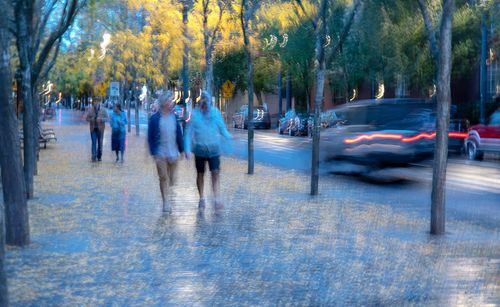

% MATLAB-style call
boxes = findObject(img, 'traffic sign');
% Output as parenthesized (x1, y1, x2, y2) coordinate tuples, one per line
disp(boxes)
(222, 80, 234, 98)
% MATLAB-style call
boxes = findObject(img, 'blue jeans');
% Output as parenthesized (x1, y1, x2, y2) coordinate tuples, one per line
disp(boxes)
(91, 128, 104, 161)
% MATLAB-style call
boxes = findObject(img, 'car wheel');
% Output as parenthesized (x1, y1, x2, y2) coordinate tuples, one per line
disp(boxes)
(467, 141, 484, 161)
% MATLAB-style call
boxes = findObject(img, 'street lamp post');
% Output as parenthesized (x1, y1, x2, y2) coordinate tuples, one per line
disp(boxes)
(480, 6, 488, 123)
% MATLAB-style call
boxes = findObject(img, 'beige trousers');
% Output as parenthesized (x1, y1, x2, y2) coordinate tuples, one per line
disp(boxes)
(155, 157, 178, 202)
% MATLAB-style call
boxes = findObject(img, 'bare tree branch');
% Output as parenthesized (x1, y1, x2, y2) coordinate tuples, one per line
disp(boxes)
(32, 0, 84, 85)
(417, 0, 439, 63)
(33, 0, 58, 56)
(39, 37, 61, 81)
(294, 0, 317, 30)
(327, 0, 362, 62)
(207, 0, 226, 50)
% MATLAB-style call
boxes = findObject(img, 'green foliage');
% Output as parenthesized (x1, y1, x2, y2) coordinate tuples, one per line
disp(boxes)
(330, 0, 484, 98)
(213, 49, 247, 93)
(46, 0, 493, 106)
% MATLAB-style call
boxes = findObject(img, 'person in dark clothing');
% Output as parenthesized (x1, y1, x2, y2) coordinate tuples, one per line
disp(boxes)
(85, 99, 109, 162)
(148, 91, 184, 213)
(110, 103, 127, 162)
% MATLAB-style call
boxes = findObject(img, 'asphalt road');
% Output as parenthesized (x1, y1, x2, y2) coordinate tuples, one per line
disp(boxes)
(229, 127, 500, 229)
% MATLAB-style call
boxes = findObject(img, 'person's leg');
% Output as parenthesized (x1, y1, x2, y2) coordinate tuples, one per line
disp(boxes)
(155, 157, 170, 212)
(120, 133, 125, 162)
(115, 150, 119, 162)
(211, 170, 221, 208)
(208, 156, 222, 208)
(90, 130, 97, 161)
(195, 156, 206, 208)
(167, 160, 178, 187)
(96, 129, 104, 161)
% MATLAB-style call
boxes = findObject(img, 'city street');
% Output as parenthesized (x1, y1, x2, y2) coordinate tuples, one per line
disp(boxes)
(229, 127, 500, 229)
(2, 1, 499, 305)
(4, 109, 499, 305)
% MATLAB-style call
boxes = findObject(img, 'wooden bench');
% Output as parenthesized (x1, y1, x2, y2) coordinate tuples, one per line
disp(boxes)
(19, 126, 57, 149)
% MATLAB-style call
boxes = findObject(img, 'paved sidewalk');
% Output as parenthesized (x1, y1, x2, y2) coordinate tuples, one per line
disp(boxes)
(4, 110, 499, 306)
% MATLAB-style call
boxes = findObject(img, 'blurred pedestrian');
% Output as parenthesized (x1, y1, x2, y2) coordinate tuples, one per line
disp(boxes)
(148, 90, 184, 213)
(184, 90, 232, 209)
(85, 98, 109, 162)
(110, 103, 127, 163)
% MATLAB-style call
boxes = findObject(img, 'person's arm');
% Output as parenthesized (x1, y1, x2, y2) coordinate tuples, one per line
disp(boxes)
(109, 114, 115, 128)
(85, 107, 92, 122)
(216, 111, 231, 139)
(184, 119, 193, 155)
(122, 112, 128, 126)
(100, 107, 110, 122)
(147, 114, 156, 156)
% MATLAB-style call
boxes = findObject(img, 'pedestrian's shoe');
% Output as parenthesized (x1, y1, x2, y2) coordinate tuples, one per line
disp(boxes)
(162, 201, 172, 213)
(198, 198, 206, 209)
(214, 200, 224, 210)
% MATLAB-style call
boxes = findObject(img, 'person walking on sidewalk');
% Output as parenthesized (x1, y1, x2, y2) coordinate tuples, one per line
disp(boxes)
(184, 90, 232, 209)
(148, 91, 184, 213)
(86, 98, 109, 162)
(110, 103, 127, 163)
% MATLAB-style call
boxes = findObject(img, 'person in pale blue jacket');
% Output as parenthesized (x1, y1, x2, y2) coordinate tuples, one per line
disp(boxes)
(110, 103, 127, 162)
(184, 90, 231, 209)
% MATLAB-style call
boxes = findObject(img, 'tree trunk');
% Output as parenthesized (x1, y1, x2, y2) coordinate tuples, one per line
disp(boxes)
(256, 91, 264, 106)
(33, 91, 40, 175)
(244, 43, 254, 175)
(182, 1, 192, 102)
(203, 5, 214, 96)
(15, 1, 36, 199)
(286, 72, 292, 111)
(241, 4, 254, 175)
(126, 81, 131, 133)
(479, 9, 488, 124)
(277, 69, 282, 117)
(1, 4, 30, 247)
(0, 205, 7, 305)
(311, 0, 328, 196)
(135, 86, 139, 136)
(204, 50, 214, 96)
(430, 0, 454, 235)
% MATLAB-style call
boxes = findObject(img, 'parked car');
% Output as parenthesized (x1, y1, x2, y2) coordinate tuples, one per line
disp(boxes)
(232, 105, 271, 129)
(278, 110, 311, 136)
(320, 109, 344, 128)
(465, 109, 500, 160)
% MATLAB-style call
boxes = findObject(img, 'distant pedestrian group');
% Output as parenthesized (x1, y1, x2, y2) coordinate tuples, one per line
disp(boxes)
(85, 90, 232, 213)
(86, 99, 127, 163)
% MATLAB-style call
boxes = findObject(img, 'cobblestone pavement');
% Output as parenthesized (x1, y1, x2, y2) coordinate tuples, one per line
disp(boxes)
(4, 110, 500, 306)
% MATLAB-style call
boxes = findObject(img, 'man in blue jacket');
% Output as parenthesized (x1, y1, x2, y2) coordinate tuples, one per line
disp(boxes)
(148, 91, 184, 213)
(184, 91, 231, 209)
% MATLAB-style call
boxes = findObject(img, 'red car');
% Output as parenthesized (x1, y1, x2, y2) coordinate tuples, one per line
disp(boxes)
(466, 109, 500, 160)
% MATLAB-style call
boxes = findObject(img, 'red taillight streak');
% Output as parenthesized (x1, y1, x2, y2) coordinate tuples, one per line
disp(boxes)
(448, 132, 468, 138)
(401, 132, 435, 142)
(344, 133, 403, 144)
(344, 131, 469, 144)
